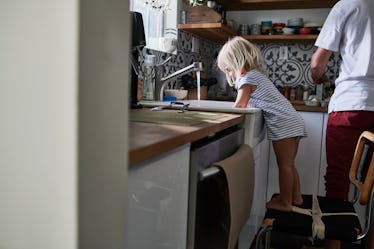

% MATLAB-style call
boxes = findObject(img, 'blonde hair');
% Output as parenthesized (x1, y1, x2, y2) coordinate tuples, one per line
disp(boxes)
(217, 36, 265, 86)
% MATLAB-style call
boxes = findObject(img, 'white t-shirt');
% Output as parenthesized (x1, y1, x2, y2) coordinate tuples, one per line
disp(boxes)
(315, 0, 374, 113)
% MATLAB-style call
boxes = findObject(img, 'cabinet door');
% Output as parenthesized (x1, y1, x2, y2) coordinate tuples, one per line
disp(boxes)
(239, 138, 270, 249)
(267, 112, 324, 200)
(127, 144, 190, 249)
(130, 0, 178, 54)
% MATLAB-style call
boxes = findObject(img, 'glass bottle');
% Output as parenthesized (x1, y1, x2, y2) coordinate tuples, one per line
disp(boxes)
(290, 87, 296, 101)
(142, 54, 156, 101)
(303, 82, 309, 101)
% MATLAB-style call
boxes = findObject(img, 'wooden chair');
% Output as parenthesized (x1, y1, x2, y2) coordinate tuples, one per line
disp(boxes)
(255, 131, 374, 249)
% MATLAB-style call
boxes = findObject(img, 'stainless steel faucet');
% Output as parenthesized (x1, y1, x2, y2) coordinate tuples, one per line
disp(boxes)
(155, 61, 203, 101)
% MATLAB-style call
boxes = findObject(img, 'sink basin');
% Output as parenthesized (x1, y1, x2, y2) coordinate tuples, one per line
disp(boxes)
(140, 100, 260, 113)
(139, 100, 265, 147)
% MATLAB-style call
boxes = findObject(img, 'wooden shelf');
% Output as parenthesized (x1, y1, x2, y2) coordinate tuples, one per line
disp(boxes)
(220, 0, 338, 10)
(178, 23, 318, 43)
(178, 0, 335, 43)
(177, 23, 237, 42)
(242, 34, 318, 43)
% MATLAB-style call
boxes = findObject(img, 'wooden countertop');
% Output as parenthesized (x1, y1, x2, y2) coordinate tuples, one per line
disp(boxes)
(128, 102, 326, 166)
(293, 104, 328, 113)
(129, 109, 245, 166)
(213, 98, 328, 113)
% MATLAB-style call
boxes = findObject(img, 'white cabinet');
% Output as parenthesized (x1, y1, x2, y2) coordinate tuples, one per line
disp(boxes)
(239, 138, 270, 249)
(127, 144, 190, 249)
(130, 0, 179, 54)
(267, 112, 328, 200)
(318, 113, 328, 196)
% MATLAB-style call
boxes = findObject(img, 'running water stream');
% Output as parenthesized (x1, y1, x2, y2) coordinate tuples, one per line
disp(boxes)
(196, 71, 201, 105)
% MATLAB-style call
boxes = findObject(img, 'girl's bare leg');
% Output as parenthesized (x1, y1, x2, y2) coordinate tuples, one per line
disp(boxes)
(292, 167, 303, 205)
(266, 137, 303, 211)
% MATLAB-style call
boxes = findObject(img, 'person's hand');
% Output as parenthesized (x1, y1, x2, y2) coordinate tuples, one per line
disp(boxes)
(313, 74, 328, 84)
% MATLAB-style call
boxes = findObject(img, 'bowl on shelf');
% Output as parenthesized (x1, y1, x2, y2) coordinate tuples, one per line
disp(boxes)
(303, 22, 322, 34)
(273, 23, 286, 34)
(164, 89, 188, 100)
(282, 27, 295, 35)
(286, 25, 302, 34)
(299, 27, 312, 35)
(287, 17, 304, 27)
(304, 22, 322, 28)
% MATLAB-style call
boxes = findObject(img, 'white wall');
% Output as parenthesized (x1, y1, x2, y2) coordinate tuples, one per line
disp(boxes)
(0, 1, 78, 248)
(0, 1, 129, 249)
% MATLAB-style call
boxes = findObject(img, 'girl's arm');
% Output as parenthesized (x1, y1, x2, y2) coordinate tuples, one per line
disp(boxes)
(234, 84, 252, 108)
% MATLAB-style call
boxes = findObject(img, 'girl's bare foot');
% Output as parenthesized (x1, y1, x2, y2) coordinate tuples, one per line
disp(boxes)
(293, 196, 303, 206)
(266, 198, 293, 212)
(272, 194, 303, 206)
(301, 246, 326, 249)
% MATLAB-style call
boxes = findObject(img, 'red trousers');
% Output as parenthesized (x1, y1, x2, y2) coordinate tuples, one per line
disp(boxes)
(325, 111, 374, 200)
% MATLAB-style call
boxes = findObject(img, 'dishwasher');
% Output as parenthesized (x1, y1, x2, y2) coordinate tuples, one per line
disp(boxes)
(187, 126, 244, 249)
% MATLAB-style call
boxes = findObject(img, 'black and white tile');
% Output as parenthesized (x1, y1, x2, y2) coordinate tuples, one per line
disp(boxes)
(141, 31, 340, 95)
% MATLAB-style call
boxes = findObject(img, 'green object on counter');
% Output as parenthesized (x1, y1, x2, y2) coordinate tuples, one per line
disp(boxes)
(130, 109, 229, 126)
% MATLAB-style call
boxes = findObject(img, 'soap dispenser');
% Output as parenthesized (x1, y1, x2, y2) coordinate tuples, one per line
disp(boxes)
(141, 54, 156, 101)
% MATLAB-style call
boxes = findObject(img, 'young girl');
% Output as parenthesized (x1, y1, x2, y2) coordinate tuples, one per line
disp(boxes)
(217, 36, 307, 212)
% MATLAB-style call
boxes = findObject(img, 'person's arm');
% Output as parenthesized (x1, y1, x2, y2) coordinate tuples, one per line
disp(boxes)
(311, 47, 332, 84)
(233, 84, 252, 108)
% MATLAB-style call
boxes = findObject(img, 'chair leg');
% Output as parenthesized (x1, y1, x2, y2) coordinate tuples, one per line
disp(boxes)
(255, 225, 272, 249)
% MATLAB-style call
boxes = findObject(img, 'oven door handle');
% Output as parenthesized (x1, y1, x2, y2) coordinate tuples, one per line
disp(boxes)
(198, 166, 220, 181)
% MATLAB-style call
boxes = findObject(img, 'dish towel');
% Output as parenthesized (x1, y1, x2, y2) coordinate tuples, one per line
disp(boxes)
(212, 144, 255, 249)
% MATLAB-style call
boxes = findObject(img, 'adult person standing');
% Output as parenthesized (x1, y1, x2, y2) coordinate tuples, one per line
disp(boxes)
(310, 0, 374, 248)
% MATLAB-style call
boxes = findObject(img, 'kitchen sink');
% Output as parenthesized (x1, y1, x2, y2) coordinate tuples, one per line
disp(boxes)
(140, 100, 260, 113)
(139, 100, 265, 147)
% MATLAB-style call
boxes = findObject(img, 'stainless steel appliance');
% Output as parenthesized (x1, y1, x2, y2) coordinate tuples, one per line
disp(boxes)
(188, 126, 244, 249)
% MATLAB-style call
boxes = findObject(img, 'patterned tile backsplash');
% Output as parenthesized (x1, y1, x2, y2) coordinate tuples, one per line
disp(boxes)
(140, 30, 340, 98)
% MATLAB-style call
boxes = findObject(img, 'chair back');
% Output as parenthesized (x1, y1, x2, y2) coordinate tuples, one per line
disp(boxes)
(349, 131, 374, 205)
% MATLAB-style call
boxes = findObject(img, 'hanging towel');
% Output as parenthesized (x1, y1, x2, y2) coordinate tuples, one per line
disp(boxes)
(212, 144, 255, 249)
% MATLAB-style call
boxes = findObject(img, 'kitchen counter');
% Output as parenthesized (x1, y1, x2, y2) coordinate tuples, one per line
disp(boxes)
(213, 98, 328, 113)
(129, 108, 245, 166)
(128, 100, 325, 165)
(293, 103, 328, 113)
